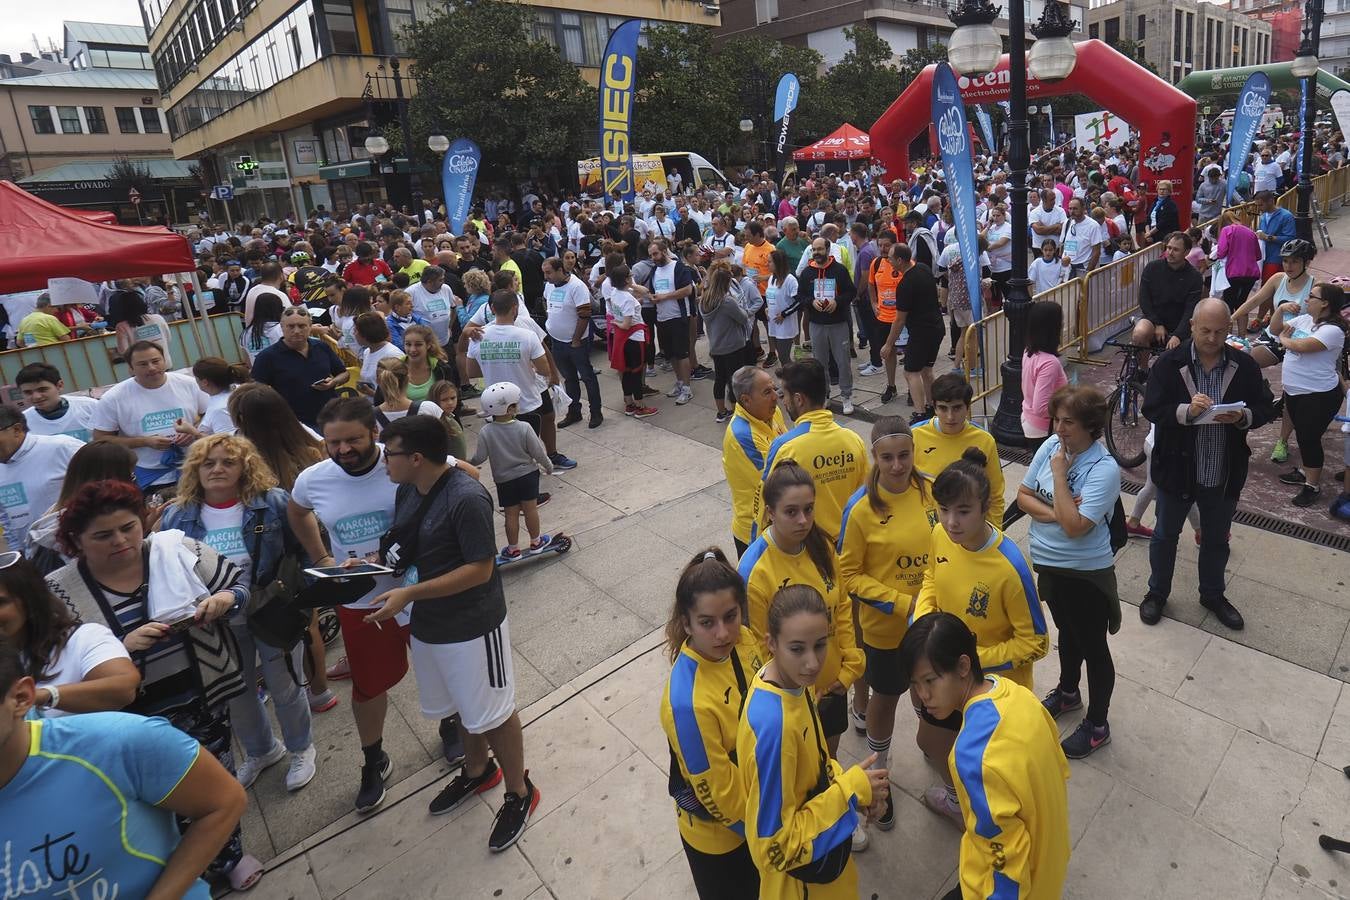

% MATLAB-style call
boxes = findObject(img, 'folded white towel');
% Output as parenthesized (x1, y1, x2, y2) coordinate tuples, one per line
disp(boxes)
(148, 529, 210, 624)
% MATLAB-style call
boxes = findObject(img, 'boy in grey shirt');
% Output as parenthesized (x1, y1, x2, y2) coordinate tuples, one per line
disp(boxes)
(470, 381, 554, 559)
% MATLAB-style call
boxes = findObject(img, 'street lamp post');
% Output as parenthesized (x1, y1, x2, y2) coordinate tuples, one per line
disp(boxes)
(365, 133, 391, 200)
(948, 0, 1077, 446)
(427, 133, 449, 224)
(1291, 0, 1324, 244)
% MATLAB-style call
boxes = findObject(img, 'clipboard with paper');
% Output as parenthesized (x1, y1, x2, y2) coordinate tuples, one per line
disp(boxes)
(1193, 402, 1246, 425)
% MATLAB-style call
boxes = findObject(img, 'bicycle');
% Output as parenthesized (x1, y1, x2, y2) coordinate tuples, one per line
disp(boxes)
(1103, 338, 1154, 469)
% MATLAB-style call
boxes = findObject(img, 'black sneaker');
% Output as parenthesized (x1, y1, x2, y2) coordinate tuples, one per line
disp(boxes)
(692, 365, 713, 380)
(429, 758, 503, 816)
(908, 409, 929, 426)
(1061, 719, 1111, 759)
(1041, 687, 1083, 719)
(355, 752, 393, 813)
(1139, 591, 1167, 626)
(588, 412, 603, 429)
(640, 385, 659, 398)
(459, 384, 482, 399)
(488, 771, 540, 852)
(557, 411, 583, 429)
(876, 791, 895, 831)
(879, 385, 898, 404)
(1292, 484, 1320, 508)
(439, 715, 465, 769)
(1279, 468, 1307, 485)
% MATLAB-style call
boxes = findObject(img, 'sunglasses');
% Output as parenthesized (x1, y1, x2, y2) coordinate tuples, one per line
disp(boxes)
(0, 551, 21, 570)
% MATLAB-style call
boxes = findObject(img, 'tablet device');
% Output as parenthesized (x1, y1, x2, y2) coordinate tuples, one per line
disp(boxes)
(304, 563, 393, 579)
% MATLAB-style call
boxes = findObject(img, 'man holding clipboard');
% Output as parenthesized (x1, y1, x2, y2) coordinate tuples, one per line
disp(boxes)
(1140, 299, 1277, 631)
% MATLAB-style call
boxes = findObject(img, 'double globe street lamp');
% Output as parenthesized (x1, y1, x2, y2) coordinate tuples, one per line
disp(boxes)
(365, 132, 453, 217)
(946, 0, 1077, 446)
(1290, 0, 1324, 245)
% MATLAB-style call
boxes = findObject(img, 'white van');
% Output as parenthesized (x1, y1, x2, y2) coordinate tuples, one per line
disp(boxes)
(577, 151, 728, 195)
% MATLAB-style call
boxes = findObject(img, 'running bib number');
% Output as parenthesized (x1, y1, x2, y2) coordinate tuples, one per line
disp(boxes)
(746, 267, 759, 278)
(427, 298, 449, 316)
(547, 286, 567, 312)
(815, 279, 837, 301)
(1063, 239, 1079, 256)
(655, 276, 673, 294)
(880, 287, 896, 309)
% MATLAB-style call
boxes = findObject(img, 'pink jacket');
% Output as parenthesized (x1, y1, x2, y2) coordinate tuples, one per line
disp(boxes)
(1215, 223, 1262, 280)
(1021, 350, 1068, 433)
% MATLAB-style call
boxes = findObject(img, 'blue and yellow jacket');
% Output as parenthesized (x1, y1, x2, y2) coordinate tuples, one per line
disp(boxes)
(737, 669, 871, 900)
(753, 408, 868, 542)
(913, 526, 1048, 690)
(837, 482, 937, 650)
(659, 627, 765, 855)
(739, 532, 864, 695)
(912, 417, 1006, 526)
(952, 675, 1071, 900)
(723, 405, 788, 545)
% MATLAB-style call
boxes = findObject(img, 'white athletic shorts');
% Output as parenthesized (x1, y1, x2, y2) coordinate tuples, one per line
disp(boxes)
(409, 617, 516, 734)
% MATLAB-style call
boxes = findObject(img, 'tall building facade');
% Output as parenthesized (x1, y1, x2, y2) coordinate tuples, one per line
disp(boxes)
(143, 0, 720, 221)
(1228, 0, 1302, 63)
(1085, 0, 1272, 83)
(1318, 0, 1350, 76)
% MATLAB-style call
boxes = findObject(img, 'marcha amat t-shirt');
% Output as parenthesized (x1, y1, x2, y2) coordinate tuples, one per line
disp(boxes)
(89, 373, 207, 471)
(290, 455, 398, 610)
(24, 394, 99, 442)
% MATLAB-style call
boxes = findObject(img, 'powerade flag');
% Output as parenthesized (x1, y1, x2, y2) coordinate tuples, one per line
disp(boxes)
(442, 137, 481, 236)
(1297, 76, 1309, 178)
(597, 19, 641, 202)
(975, 105, 996, 153)
(773, 73, 801, 184)
(1046, 103, 1056, 146)
(932, 62, 983, 321)
(1225, 71, 1272, 205)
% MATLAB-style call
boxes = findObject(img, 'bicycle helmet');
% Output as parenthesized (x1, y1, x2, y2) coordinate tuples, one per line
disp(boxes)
(1279, 239, 1316, 262)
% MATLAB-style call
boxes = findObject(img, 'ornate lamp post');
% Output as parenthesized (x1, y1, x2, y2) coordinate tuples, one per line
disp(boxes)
(1291, 0, 1323, 244)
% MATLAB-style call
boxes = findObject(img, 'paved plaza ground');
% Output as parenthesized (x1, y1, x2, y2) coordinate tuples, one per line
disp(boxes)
(232, 214, 1350, 900)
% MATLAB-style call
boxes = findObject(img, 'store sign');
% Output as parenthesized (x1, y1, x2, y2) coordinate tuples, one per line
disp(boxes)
(293, 140, 319, 165)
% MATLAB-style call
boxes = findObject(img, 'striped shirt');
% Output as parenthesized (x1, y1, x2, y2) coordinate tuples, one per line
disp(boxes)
(1189, 345, 1227, 488)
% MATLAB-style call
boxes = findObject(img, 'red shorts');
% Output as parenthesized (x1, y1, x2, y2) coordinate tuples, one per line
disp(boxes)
(336, 605, 410, 703)
(1261, 262, 1283, 284)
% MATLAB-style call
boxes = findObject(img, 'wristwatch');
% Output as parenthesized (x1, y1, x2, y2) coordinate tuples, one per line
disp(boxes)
(37, 684, 60, 713)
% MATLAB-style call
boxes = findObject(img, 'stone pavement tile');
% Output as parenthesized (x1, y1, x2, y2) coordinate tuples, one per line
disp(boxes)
(1063, 758, 1116, 847)
(610, 467, 723, 517)
(1197, 730, 1316, 860)
(1233, 539, 1350, 611)
(1078, 677, 1235, 817)
(1325, 621, 1350, 686)
(304, 784, 482, 898)
(1276, 762, 1350, 897)
(333, 802, 542, 900)
(1104, 606, 1212, 697)
(1066, 782, 1269, 900)
(511, 649, 557, 711)
(501, 559, 604, 646)
(256, 853, 322, 898)
(855, 788, 962, 900)
(702, 479, 732, 506)
(834, 699, 946, 806)
(606, 676, 668, 769)
(242, 785, 277, 862)
(1317, 684, 1350, 768)
(1110, 543, 1210, 628)
(1197, 578, 1350, 674)
(622, 847, 697, 899)
(1177, 638, 1341, 758)
(504, 484, 623, 544)
(515, 592, 653, 684)
(586, 644, 671, 718)
(518, 752, 683, 900)
(549, 446, 657, 503)
(1263, 869, 1339, 900)
(639, 490, 736, 556)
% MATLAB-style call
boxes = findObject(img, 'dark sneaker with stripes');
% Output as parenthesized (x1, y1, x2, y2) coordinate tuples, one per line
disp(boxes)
(429, 758, 502, 816)
(488, 771, 540, 852)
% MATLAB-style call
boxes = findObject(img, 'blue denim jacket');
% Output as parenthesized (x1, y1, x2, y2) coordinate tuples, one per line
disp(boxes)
(161, 487, 296, 590)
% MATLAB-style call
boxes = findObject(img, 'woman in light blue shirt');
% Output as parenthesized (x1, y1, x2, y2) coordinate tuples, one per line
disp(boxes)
(1015, 384, 1120, 762)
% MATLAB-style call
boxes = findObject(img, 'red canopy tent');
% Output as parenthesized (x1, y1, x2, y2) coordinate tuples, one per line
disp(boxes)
(68, 208, 118, 225)
(793, 123, 872, 161)
(0, 181, 192, 292)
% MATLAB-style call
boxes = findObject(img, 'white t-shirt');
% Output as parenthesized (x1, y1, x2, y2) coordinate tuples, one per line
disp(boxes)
(34, 622, 130, 718)
(24, 395, 99, 442)
(544, 274, 592, 343)
(241, 283, 285, 327)
(647, 217, 676, 241)
(985, 221, 1013, 272)
(199, 389, 235, 435)
(650, 261, 688, 323)
(1060, 217, 1103, 265)
(1028, 256, 1068, 295)
(290, 455, 399, 610)
(466, 304, 547, 360)
(1253, 160, 1283, 193)
(1281, 315, 1345, 395)
(198, 501, 253, 588)
(123, 315, 173, 369)
(90, 373, 207, 475)
(702, 230, 737, 260)
(359, 342, 405, 387)
(331, 311, 358, 351)
(240, 322, 283, 363)
(477, 322, 546, 413)
(1029, 205, 1067, 248)
(377, 400, 440, 426)
(610, 289, 644, 342)
(766, 275, 800, 339)
(0, 432, 82, 549)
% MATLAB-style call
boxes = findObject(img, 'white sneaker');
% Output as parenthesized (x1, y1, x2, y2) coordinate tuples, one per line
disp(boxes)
(236, 740, 286, 789)
(286, 745, 318, 792)
(858, 363, 882, 376)
(675, 386, 693, 405)
(851, 822, 870, 852)
(666, 383, 683, 398)
(841, 399, 855, 416)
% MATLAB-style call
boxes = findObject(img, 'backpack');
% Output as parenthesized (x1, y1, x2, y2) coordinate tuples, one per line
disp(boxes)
(243, 523, 312, 684)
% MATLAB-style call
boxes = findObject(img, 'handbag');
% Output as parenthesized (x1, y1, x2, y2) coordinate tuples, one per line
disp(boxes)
(788, 689, 853, 885)
(244, 519, 311, 683)
(379, 470, 451, 578)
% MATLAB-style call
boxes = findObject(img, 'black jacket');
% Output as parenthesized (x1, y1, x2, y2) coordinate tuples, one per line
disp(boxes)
(791, 259, 855, 325)
(1142, 341, 1276, 500)
(1138, 259, 1203, 340)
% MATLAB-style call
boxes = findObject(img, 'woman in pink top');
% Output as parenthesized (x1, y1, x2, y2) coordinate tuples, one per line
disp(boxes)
(1213, 210, 1262, 313)
(1021, 301, 1069, 453)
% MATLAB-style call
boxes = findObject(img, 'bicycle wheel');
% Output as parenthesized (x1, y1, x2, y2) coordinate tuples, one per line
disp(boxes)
(1105, 382, 1148, 469)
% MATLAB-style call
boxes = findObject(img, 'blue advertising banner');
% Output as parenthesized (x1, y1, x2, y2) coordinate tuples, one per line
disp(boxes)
(932, 62, 983, 322)
(597, 19, 641, 202)
(1297, 76, 1309, 178)
(975, 106, 996, 153)
(441, 137, 481, 236)
(772, 73, 801, 183)
(1226, 71, 1272, 205)
(1046, 103, 1056, 146)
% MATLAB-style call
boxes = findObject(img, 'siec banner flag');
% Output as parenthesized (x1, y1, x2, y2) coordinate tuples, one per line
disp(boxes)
(442, 137, 481, 236)
(773, 73, 801, 183)
(598, 20, 641, 202)
(1226, 71, 1272, 205)
(932, 62, 983, 321)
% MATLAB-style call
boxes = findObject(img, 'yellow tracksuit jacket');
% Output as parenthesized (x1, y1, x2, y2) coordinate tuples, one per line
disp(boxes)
(738, 532, 864, 695)
(737, 670, 873, 899)
(724, 405, 789, 545)
(952, 675, 1071, 900)
(836, 482, 938, 650)
(913, 526, 1048, 690)
(753, 408, 868, 542)
(660, 628, 766, 855)
(912, 418, 1006, 526)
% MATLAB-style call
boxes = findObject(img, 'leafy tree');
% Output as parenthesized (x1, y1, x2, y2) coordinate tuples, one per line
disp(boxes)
(106, 157, 153, 195)
(633, 25, 736, 160)
(821, 26, 904, 131)
(895, 43, 950, 87)
(405, 0, 593, 181)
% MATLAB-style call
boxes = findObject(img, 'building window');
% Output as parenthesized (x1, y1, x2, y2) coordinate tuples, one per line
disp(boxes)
(1173, 9, 1182, 61)
(387, 0, 415, 54)
(1184, 12, 1193, 64)
(1089, 22, 1099, 39)
(139, 108, 163, 133)
(755, 0, 780, 24)
(324, 1, 362, 52)
(28, 106, 54, 134)
(1213, 22, 1222, 66)
(1137, 13, 1146, 40)
(57, 106, 82, 134)
(1105, 17, 1119, 44)
(84, 106, 107, 133)
(532, 9, 557, 46)
(559, 12, 584, 65)
(116, 107, 139, 133)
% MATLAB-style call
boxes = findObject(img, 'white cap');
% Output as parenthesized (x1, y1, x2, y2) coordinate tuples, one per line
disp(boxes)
(479, 381, 522, 418)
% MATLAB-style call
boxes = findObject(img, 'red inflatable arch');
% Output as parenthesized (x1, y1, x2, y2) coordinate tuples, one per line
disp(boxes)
(870, 39, 1197, 228)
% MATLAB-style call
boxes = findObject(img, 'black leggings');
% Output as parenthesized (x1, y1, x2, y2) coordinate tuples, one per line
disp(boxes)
(1286, 386, 1346, 470)
(682, 838, 760, 900)
(1222, 276, 1258, 313)
(642, 306, 658, 366)
(1039, 566, 1116, 727)
(712, 345, 747, 407)
(620, 340, 644, 399)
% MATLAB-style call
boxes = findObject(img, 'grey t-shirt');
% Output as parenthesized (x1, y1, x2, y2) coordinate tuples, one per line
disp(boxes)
(393, 467, 505, 644)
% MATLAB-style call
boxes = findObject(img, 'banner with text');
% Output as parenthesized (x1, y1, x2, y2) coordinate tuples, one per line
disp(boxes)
(932, 62, 983, 322)
(1332, 90, 1350, 147)
(975, 105, 996, 153)
(597, 19, 641, 202)
(1072, 110, 1131, 150)
(1225, 71, 1272, 205)
(773, 73, 801, 185)
(441, 137, 481, 236)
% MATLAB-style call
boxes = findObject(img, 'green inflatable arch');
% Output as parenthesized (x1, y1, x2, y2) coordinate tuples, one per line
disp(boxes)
(1177, 63, 1350, 106)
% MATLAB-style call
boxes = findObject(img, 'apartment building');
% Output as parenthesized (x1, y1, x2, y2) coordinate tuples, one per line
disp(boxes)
(1084, 0, 1272, 83)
